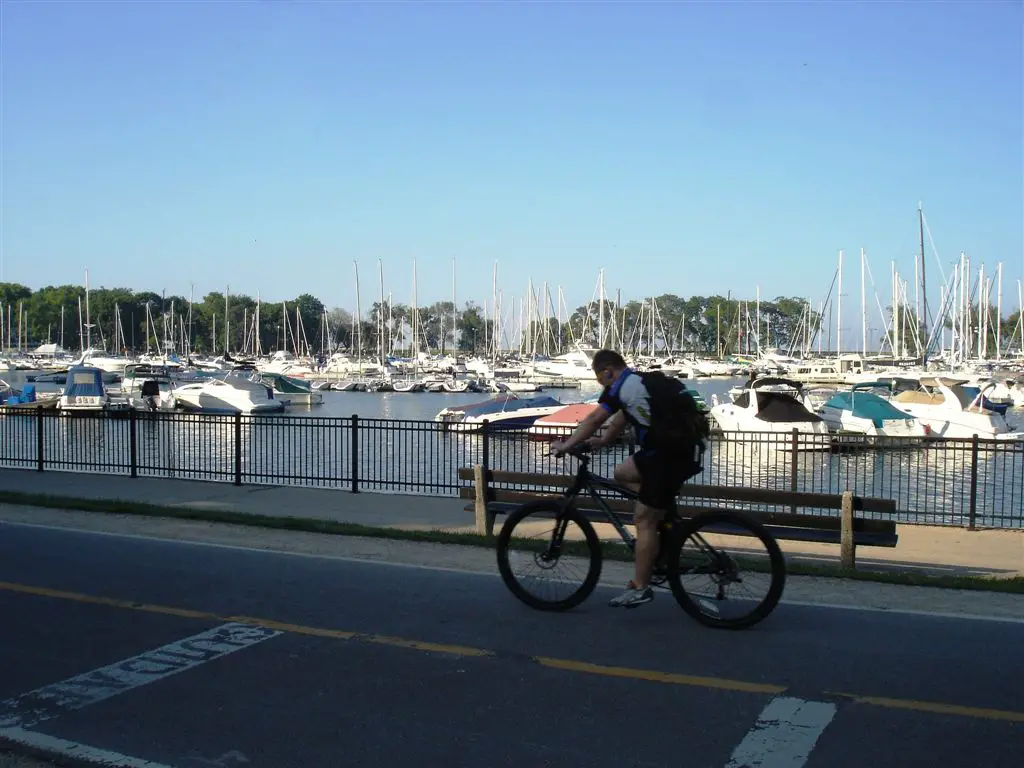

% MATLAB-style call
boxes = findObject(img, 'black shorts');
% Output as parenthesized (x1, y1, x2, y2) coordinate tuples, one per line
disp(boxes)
(632, 447, 699, 511)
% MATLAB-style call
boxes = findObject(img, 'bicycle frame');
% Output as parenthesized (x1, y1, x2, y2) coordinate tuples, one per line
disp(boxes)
(559, 454, 641, 550)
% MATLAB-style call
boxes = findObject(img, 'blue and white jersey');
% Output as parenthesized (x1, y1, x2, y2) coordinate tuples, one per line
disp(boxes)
(598, 368, 652, 443)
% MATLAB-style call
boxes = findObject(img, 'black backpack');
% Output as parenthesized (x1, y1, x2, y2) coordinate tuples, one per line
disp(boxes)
(638, 370, 711, 477)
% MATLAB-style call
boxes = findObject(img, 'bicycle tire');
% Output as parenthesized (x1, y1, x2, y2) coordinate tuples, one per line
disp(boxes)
(495, 500, 603, 611)
(666, 510, 786, 629)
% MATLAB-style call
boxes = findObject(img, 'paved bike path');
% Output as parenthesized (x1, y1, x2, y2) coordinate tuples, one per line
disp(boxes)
(1, 523, 1021, 767)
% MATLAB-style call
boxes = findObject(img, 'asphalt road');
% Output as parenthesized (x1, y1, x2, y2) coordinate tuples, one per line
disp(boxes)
(0, 521, 1021, 768)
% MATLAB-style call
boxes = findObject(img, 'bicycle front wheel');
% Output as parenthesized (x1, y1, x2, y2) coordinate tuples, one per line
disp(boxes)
(495, 500, 602, 611)
(666, 511, 786, 629)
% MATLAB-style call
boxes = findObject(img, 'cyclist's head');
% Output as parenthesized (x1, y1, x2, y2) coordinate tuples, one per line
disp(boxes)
(591, 349, 626, 386)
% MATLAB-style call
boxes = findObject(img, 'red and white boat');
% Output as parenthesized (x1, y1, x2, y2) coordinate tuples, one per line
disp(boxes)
(527, 402, 612, 441)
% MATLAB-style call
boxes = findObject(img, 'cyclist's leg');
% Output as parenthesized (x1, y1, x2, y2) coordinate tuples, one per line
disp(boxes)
(609, 452, 665, 606)
(633, 451, 672, 589)
(612, 456, 641, 493)
(613, 456, 661, 582)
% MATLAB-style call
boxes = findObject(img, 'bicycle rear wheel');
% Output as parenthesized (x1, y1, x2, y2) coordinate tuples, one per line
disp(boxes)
(495, 500, 602, 611)
(666, 511, 785, 629)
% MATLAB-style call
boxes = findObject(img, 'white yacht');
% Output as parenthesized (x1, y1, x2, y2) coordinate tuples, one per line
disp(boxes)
(710, 377, 832, 448)
(73, 348, 133, 375)
(533, 348, 597, 381)
(886, 378, 1023, 440)
(258, 350, 316, 378)
(57, 365, 130, 413)
(817, 384, 929, 438)
(172, 368, 285, 414)
(786, 354, 872, 385)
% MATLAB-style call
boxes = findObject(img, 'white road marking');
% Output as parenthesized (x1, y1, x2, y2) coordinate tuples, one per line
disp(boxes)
(776, 598, 1024, 624)
(0, 622, 280, 730)
(3, 519, 1022, 623)
(0, 726, 174, 767)
(726, 696, 837, 768)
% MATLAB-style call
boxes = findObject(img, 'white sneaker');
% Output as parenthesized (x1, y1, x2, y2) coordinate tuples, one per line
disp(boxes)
(608, 582, 654, 608)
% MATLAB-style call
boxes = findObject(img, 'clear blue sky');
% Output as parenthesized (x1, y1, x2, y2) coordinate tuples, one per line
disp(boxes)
(2, 0, 1022, 334)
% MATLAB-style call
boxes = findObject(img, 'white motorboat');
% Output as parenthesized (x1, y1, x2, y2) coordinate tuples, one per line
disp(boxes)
(532, 348, 597, 381)
(73, 348, 133, 375)
(171, 369, 285, 414)
(257, 371, 323, 406)
(817, 384, 930, 438)
(986, 378, 1024, 408)
(435, 394, 564, 431)
(57, 365, 130, 413)
(886, 378, 1024, 440)
(709, 377, 831, 448)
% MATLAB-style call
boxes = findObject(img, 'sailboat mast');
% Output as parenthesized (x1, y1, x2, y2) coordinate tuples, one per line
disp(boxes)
(412, 257, 417, 363)
(996, 263, 1003, 359)
(224, 286, 230, 355)
(836, 250, 843, 358)
(918, 203, 928, 365)
(378, 259, 385, 364)
(354, 260, 362, 367)
(452, 257, 457, 355)
(491, 261, 498, 360)
(84, 269, 91, 350)
(860, 248, 867, 355)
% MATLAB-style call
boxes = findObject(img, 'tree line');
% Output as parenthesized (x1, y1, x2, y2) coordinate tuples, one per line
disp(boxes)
(1, 282, 1020, 358)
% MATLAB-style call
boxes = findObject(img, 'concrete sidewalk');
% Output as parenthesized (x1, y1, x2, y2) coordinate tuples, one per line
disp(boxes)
(0, 469, 1020, 578)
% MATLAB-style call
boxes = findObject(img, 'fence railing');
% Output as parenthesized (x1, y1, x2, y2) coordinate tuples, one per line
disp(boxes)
(0, 408, 1021, 529)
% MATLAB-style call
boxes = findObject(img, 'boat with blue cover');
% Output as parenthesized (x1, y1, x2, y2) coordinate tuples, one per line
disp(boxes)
(818, 384, 929, 438)
(57, 365, 131, 413)
(434, 394, 564, 431)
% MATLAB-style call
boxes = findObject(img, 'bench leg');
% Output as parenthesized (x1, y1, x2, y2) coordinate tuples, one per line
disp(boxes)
(840, 490, 855, 569)
(473, 464, 493, 536)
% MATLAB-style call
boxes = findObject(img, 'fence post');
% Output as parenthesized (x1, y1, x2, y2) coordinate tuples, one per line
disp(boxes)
(481, 419, 490, 471)
(840, 490, 855, 569)
(789, 428, 799, 514)
(968, 434, 979, 530)
(233, 413, 242, 486)
(351, 414, 359, 493)
(129, 409, 138, 478)
(35, 406, 44, 472)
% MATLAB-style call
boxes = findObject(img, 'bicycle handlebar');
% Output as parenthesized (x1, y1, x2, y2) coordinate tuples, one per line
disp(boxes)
(551, 444, 593, 461)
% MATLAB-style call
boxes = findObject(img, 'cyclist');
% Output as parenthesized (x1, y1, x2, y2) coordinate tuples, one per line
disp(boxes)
(551, 349, 693, 608)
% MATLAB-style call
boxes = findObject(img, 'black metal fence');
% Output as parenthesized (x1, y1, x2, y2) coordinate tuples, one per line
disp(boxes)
(0, 408, 1021, 529)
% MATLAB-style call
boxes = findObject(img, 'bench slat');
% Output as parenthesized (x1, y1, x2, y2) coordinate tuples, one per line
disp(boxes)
(457, 467, 897, 514)
(460, 487, 895, 534)
(464, 502, 897, 547)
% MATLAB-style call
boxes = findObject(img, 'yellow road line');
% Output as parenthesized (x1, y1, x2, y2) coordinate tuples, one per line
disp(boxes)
(534, 657, 785, 694)
(227, 615, 357, 641)
(829, 692, 1024, 724)
(362, 634, 494, 657)
(4, 578, 1023, 722)
(0, 581, 215, 620)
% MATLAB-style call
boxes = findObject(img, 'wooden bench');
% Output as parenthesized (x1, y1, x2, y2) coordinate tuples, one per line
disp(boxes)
(457, 466, 899, 569)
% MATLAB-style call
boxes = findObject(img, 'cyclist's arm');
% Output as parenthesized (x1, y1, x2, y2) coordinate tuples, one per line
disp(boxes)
(592, 411, 627, 445)
(555, 405, 613, 451)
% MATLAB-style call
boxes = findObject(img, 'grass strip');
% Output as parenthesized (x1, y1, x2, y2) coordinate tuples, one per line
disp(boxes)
(1, 490, 1021, 594)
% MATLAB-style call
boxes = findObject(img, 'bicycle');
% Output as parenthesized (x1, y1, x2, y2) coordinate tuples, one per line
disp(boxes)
(495, 446, 786, 629)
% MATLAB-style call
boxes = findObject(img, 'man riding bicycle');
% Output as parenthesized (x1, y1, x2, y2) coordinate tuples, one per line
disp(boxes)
(551, 349, 699, 608)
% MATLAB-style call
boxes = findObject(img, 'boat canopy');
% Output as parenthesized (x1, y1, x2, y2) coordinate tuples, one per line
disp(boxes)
(824, 391, 913, 427)
(63, 366, 105, 399)
(734, 390, 821, 422)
